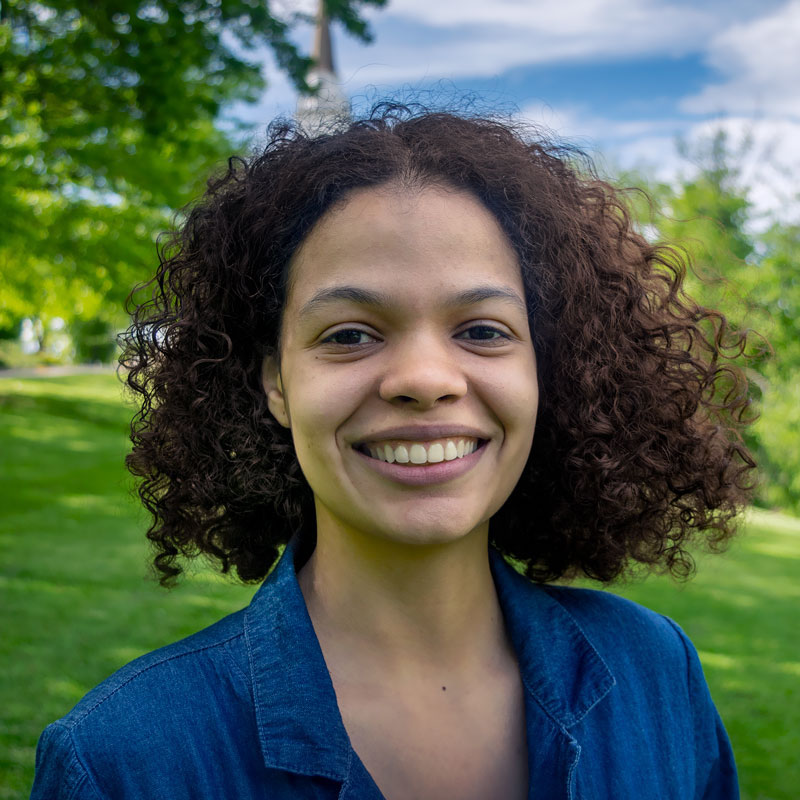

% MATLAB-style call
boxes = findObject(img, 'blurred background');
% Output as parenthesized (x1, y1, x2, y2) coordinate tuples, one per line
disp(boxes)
(1, 1, 798, 798)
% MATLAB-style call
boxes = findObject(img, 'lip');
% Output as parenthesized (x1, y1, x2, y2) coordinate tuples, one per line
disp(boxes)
(352, 425, 490, 445)
(353, 439, 488, 486)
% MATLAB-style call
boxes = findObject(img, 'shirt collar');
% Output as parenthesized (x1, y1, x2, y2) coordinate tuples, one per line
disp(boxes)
(488, 548, 615, 730)
(244, 537, 615, 781)
(244, 536, 352, 781)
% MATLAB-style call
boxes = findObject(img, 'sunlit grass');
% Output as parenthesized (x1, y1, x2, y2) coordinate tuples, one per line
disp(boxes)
(1, 374, 797, 798)
(0, 375, 256, 797)
(604, 509, 800, 798)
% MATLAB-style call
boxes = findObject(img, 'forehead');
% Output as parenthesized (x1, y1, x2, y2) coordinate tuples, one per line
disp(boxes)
(284, 184, 524, 312)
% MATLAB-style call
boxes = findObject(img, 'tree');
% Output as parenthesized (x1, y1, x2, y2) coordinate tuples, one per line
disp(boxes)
(0, 0, 385, 353)
(745, 222, 800, 512)
(629, 130, 800, 513)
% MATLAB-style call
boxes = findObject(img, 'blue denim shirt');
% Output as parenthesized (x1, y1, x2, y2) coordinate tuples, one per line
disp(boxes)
(32, 538, 738, 799)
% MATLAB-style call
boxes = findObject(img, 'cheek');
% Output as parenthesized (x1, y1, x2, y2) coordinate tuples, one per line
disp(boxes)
(510, 353, 539, 427)
(479, 360, 539, 436)
(286, 363, 367, 455)
(491, 366, 539, 498)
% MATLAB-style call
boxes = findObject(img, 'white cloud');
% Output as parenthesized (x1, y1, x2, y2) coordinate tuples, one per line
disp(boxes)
(227, 0, 800, 227)
(240, 0, 794, 111)
(335, 0, 718, 84)
(382, 0, 700, 34)
(525, 104, 800, 225)
(517, 102, 687, 178)
(686, 116, 800, 226)
(681, 0, 800, 116)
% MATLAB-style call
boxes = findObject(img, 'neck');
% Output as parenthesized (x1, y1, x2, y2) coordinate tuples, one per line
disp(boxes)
(297, 513, 511, 685)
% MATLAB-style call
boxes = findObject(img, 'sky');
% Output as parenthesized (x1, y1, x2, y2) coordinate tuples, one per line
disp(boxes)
(231, 0, 800, 224)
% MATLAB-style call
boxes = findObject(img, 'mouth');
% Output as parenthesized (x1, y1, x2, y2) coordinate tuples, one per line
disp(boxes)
(355, 437, 488, 466)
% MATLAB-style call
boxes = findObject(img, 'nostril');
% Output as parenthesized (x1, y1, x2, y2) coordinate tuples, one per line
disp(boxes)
(392, 393, 461, 406)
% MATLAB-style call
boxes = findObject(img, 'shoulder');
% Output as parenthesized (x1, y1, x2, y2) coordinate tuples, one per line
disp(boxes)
(494, 552, 694, 668)
(66, 607, 250, 729)
(542, 583, 683, 641)
(493, 553, 700, 689)
(32, 609, 253, 798)
(540, 583, 701, 688)
(537, 586, 738, 797)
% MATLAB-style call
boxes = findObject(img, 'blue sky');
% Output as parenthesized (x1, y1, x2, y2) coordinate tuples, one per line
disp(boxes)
(233, 0, 800, 221)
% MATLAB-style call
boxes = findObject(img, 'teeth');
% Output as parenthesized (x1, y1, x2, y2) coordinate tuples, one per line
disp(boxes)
(409, 444, 427, 464)
(363, 438, 480, 465)
(428, 443, 444, 463)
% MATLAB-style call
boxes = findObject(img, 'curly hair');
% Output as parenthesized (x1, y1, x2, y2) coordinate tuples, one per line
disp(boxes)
(121, 103, 756, 587)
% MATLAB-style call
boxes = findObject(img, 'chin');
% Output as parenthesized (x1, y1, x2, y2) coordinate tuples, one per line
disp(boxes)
(366, 513, 489, 549)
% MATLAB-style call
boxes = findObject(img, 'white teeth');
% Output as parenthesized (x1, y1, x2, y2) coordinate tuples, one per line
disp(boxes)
(363, 438, 480, 465)
(428, 443, 445, 463)
(409, 444, 427, 464)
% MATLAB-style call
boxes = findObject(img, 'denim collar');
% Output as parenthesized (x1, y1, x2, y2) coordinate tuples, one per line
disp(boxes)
(488, 550, 616, 731)
(243, 536, 615, 783)
(244, 537, 352, 781)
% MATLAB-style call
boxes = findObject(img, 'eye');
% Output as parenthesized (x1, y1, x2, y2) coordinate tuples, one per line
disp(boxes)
(455, 325, 511, 343)
(321, 328, 377, 346)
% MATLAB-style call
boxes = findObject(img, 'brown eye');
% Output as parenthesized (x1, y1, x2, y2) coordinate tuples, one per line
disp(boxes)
(456, 325, 509, 342)
(322, 329, 375, 346)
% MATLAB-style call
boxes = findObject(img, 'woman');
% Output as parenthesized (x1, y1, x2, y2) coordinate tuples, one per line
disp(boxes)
(32, 105, 754, 799)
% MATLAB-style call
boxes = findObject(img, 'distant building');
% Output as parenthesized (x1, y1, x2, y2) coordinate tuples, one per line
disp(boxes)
(296, 1, 350, 133)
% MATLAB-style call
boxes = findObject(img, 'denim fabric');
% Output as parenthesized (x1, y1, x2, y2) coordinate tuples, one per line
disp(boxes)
(31, 538, 738, 799)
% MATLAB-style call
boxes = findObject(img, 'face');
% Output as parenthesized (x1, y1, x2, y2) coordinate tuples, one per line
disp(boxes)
(263, 183, 538, 549)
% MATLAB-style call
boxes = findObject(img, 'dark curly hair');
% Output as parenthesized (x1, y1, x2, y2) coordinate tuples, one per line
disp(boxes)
(121, 102, 756, 587)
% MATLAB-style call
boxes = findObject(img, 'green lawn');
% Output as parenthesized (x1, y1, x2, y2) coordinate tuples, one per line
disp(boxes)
(1, 374, 798, 799)
(608, 511, 800, 799)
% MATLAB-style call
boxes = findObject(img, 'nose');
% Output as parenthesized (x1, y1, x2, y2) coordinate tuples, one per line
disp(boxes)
(378, 332, 468, 409)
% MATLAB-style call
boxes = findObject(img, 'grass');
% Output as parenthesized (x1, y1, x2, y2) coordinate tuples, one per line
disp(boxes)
(0, 374, 256, 798)
(607, 510, 800, 799)
(1, 373, 798, 799)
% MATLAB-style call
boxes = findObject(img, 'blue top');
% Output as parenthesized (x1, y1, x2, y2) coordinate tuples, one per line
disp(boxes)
(31, 538, 738, 799)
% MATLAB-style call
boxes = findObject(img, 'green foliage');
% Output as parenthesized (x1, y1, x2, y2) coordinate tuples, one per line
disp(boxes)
(645, 133, 758, 335)
(70, 317, 117, 362)
(625, 131, 800, 513)
(748, 223, 800, 511)
(0, 0, 386, 338)
(1, 374, 798, 799)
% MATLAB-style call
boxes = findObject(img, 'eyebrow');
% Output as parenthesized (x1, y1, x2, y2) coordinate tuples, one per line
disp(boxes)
(298, 284, 528, 317)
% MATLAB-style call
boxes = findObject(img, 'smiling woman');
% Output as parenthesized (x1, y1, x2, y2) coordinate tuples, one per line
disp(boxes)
(31, 104, 755, 799)
(264, 185, 537, 552)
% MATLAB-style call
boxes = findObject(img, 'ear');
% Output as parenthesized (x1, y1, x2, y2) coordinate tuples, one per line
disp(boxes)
(261, 355, 291, 429)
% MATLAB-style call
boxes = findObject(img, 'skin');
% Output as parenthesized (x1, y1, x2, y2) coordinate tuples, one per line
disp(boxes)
(262, 183, 538, 799)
